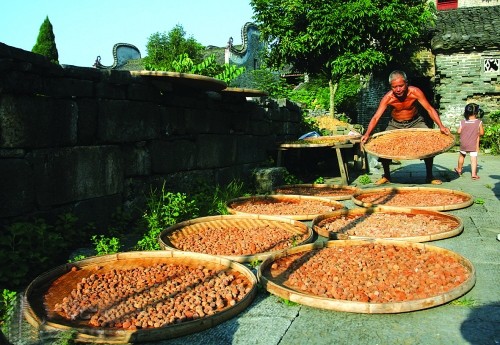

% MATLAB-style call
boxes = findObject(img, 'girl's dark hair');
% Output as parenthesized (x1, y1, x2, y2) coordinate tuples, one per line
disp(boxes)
(464, 103, 484, 119)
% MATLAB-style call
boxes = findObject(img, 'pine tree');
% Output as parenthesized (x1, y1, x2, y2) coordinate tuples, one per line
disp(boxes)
(32, 16, 59, 64)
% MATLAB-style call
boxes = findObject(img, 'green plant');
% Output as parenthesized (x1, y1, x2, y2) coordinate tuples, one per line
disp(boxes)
(0, 218, 66, 290)
(449, 297, 479, 307)
(68, 254, 87, 263)
(249, 259, 262, 269)
(32, 16, 59, 64)
(91, 235, 121, 255)
(283, 170, 303, 185)
(0, 289, 17, 336)
(474, 198, 485, 205)
(314, 177, 325, 184)
(484, 184, 492, 189)
(480, 111, 500, 155)
(137, 183, 198, 251)
(277, 297, 299, 306)
(358, 174, 372, 185)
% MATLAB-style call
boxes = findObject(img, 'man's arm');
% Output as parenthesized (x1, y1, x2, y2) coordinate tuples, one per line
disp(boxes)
(413, 87, 450, 135)
(361, 93, 390, 143)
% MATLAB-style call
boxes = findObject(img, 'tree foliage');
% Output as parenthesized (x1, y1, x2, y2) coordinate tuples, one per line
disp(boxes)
(32, 16, 59, 64)
(250, 0, 436, 115)
(144, 24, 204, 71)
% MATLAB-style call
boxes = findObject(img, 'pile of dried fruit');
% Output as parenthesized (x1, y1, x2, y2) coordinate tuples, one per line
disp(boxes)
(275, 186, 357, 199)
(53, 264, 252, 329)
(268, 243, 470, 303)
(228, 197, 341, 216)
(316, 213, 459, 238)
(168, 224, 308, 255)
(364, 130, 454, 158)
(354, 190, 470, 207)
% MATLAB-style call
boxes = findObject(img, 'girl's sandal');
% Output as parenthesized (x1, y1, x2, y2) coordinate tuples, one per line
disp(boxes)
(472, 176, 480, 180)
(454, 168, 462, 176)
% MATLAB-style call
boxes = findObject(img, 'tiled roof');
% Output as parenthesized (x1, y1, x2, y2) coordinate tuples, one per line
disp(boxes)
(431, 5, 500, 53)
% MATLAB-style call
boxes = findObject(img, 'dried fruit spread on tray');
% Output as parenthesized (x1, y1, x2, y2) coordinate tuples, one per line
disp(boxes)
(354, 189, 470, 207)
(364, 129, 455, 159)
(316, 212, 459, 238)
(168, 224, 309, 256)
(269, 243, 470, 302)
(53, 263, 252, 329)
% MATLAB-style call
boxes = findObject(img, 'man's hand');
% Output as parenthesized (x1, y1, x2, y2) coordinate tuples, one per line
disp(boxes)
(440, 126, 451, 135)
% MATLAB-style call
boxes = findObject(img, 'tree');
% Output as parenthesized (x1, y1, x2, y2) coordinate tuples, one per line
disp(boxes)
(250, 0, 436, 116)
(144, 24, 204, 71)
(32, 16, 59, 64)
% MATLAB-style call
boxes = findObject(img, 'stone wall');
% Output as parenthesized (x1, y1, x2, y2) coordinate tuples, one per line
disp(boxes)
(0, 43, 303, 228)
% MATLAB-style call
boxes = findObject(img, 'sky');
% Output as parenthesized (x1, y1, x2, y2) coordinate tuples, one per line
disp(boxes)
(0, 0, 255, 67)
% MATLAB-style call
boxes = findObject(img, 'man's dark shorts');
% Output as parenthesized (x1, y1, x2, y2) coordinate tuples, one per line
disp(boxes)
(386, 115, 430, 130)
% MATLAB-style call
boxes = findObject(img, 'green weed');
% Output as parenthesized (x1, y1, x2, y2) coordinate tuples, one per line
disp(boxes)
(358, 174, 372, 185)
(278, 297, 299, 306)
(0, 289, 17, 337)
(91, 235, 121, 255)
(249, 259, 262, 269)
(474, 198, 485, 205)
(137, 183, 198, 251)
(314, 176, 325, 184)
(449, 297, 479, 307)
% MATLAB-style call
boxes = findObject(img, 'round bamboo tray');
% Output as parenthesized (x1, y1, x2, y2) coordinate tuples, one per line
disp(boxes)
(130, 70, 227, 91)
(273, 184, 360, 201)
(304, 135, 361, 144)
(258, 240, 475, 314)
(312, 207, 463, 242)
(23, 251, 257, 344)
(158, 215, 313, 263)
(352, 187, 474, 211)
(363, 128, 455, 160)
(226, 195, 345, 221)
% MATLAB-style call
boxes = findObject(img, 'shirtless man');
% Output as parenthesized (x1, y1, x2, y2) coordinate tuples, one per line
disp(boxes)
(360, 70, 451, 185)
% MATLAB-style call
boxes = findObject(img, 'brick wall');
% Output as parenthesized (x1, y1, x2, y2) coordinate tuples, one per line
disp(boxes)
(435, 50, 500, 130)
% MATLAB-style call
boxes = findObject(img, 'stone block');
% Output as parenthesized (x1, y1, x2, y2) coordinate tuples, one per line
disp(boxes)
(0, 158, 35, 217)
(0, 94, 77, 148)
(197, 134, 237, 168)
(121, 142, 151, 176)
(97, 100, 161, 142)
(252, 167, 287, 193)
(31, 146, 123, 207)
(150, 139, 197, 173)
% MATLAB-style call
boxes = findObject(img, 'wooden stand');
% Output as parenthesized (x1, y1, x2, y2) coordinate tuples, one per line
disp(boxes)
(277, 139, 367, 185)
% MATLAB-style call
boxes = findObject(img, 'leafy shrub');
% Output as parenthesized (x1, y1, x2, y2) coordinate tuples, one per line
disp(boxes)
(1, 289, 17, 337)
(480, 110, 500, 155)
(136, 183, 199, 251)
(91, 235, 121, 255)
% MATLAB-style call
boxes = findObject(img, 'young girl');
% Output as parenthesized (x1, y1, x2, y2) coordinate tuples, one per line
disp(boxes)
(455, 103, 484, 180)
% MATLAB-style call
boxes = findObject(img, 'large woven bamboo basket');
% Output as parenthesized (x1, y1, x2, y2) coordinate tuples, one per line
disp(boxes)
(258, 240, 475, 314)
(352, 187, 474, 211)
(312, 207, 463, 242)
(226, 195, 345, 220)
(23, 251, 257, 344)
(273, 184, 360, 201)
(158, 214, 313, 263)
(363, 128, 455, 160)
